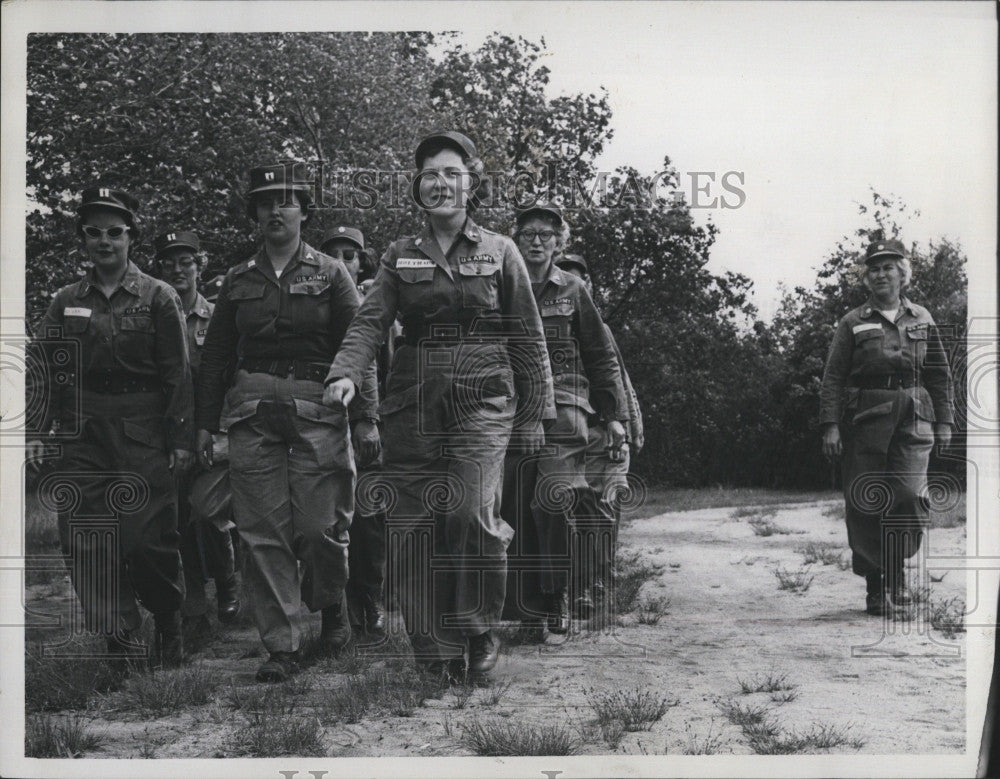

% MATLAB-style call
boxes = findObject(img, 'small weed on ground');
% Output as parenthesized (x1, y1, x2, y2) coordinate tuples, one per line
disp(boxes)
(637, 595, 671, 625)
(26, 648, 128, 711)
(459, 716, 580, 756)
(770, 689, 799, 704)
(588, 687, 676, 731)
(737, 671, 795, 695)
(718, 698, 864, 754)
(102, 663, 221, 717)
(480, 678, 512, 707)
(325, 666, 448, 723)
(717, 699, 772, 729)
(773, 565, 815, 593)
(681, 720, 727, 754)
(613, 550, 666, 615)
(797, 541, 846, 566)
(25, 713, 101, 758)
(236, 711, 324, 757)
(929, 597, 966, 638)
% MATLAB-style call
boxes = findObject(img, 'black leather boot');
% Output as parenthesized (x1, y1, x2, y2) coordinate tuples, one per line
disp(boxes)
(865, 573, 886, 615)
(319, 591, 352, 656)
(154, 611, 184, 668)
(363, 593, 387, 638)
(468, 631, 500, 676)
(215, 575, 241, 624)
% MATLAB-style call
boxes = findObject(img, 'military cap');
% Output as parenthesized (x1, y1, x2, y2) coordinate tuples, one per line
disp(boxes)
(865, 238, 906, 262)
(556, 253, 589, 276)
(245, 162, 313, 220)
(154, 230, 200, 259)
(414, 130, 477, 168)
(516, 202, 564, 227)
(321, 225, 365, 253)
(202, 273, 225, 303)
(78, 186, 139, 224)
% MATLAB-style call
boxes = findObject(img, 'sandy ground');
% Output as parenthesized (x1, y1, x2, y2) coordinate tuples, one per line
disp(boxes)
(24, 498, 967, 757)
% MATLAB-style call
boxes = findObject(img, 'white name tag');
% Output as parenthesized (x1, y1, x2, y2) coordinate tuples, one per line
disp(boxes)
(852, 323, 881, 334)
(396, 258, 436, 270)
(64, 307, 92, 318)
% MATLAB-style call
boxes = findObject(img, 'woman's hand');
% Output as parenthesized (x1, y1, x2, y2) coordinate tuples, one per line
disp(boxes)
(323, 378, 356, 410)
(352, 420, 381, 467)
(606, 420, 628, 463)
(822, 423, 842, 459)
(518, 427, 545, 455)
(934, 423, 953, 451)
(195, 429, 215, 469)
(170, 449, 195, 472)
(25, 439, 47, 469)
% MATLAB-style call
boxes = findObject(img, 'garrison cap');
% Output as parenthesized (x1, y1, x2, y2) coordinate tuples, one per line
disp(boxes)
(78, 186, 139, 224)
(414, 130, 477, 168)
(516, 202, 564, 227)
(865, 238, 906, 262)
(245, 162, 313, 220)
(154, 230, 200, 259)
(321, 225, 365, 252)
(556, 253, 589, 275)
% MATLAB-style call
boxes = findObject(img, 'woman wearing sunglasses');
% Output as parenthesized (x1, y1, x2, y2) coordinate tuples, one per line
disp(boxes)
(323, 131, 554, 682)
(194, 163, 379, 682)
(26, 186, 193, 666)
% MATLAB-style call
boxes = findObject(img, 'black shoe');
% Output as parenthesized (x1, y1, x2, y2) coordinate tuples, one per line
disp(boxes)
(319, 593, 352, 656)
(468, 631, 499, 676)
(363, 594, 387, 637)
(216, 576, 241, 624)
(154, 611, 184, 668)
(547, 589, 570, 635)
(865, 593, 887, 616)
(256, 651, 300, 683)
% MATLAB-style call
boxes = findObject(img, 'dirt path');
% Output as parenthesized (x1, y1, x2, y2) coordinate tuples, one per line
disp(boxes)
(25, 498, 967, 757)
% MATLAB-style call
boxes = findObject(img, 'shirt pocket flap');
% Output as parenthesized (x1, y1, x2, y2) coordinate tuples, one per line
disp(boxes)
(853, 327, 883, 344)
(288, 281, 331, 296)
(229, 283, 266, 301)
(906, 325, 929, 340)
(63, 316, 90, 334)
(379, 384, 420, 416)
(458, 261, 501, 277)
(122, 418, 166, 450)
(554, 386, 596, 414)
(541, 302, 575, 318)
(293, 398, 347, 426)
(851, 400, 894, 425)
(121, 314, 153, 332)
(398, 267, 435, 284)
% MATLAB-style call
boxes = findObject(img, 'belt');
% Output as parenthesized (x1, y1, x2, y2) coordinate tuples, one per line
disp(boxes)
(852, 374, 920, 390)
(81, 371, 163, 395)
(239, 358, 330, 384)
(402, 321, 504, 347)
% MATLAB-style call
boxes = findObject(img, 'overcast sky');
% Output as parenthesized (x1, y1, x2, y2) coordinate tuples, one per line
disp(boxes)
(3, 2, 996, 321)
(451, 2, 997, 319)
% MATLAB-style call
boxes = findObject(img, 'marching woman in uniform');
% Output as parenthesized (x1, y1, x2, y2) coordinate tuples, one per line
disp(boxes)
(502, 208, 628, 640)
(820, 238, 954, 615)
(195, 163, 379, 682)
(324, 131, 554, 681)
(26, 186, 192, 665)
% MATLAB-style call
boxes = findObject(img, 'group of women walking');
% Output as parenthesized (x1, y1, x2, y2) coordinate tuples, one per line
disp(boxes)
(27, 129, 953, 685)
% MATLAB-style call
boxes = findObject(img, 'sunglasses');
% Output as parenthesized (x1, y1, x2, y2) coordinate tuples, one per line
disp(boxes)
(82, 225, 130, 240)
(517, 229, 557, 244)
(327, 248, 360, 262)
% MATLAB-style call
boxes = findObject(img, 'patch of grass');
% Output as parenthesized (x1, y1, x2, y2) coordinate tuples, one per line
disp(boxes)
(588, 687, 676, 732)
(749, 517, 796, 536)
(737, 671, 794, 695)
(748, 721, 864, 754)
(226, 682, 296, 714)
(236, 710, 324, 757)
(325, 666, 448, 723)
(459, 716, 580, 756)
(732, 505, 773, 520)
(450, 683, 476, 710)
(929, 596, 966, 638)
(770, 689, 799, 704)
(682, 721, 727, 754)
(613, 549, 666, 615)
(480, 678, 512, 707)
(773, 565, 815, 593)
(717, 699, 772, 729)
(26, 648, 128, 712)
(797, 541, 846, 566)
(106, 664, 221, 716)
(637, 595, 671, 625)
(25, 713, 101, 758)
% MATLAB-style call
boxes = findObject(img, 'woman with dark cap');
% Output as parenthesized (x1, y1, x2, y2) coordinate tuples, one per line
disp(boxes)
(154, 230, 240, 646)
(820, 238, 954, 615)
(323, 131, 553, 681)
(26, 186, 193, 666)
(502, 207, 627, 641)
(194, 162, 379, 682)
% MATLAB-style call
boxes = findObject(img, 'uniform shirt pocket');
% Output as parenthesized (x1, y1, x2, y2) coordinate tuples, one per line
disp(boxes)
(457, 259, 501, 310)
(288, 280, 332, 331)
(229, 281, 268, 335)
(397, 265, 436, 312)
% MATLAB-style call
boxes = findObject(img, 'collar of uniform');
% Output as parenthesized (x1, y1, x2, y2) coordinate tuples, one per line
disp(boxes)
(412, 217, 482, 250)
(251, 241, 315, 280)
(76, 260, 141, 298)
(188, 291, 212, 320)
(862, 296, 911, 319)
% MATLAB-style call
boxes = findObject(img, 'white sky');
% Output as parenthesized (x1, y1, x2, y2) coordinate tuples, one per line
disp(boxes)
(452, 2, 997, 318)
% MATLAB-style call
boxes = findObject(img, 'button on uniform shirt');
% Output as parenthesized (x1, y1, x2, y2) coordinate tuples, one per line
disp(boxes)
(533, 264, 627, 421)
(326, 219, 555, 432)
(30, 261, 193, 449)
(195, 242, 378, 432)
(819, 296, 954, 425)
